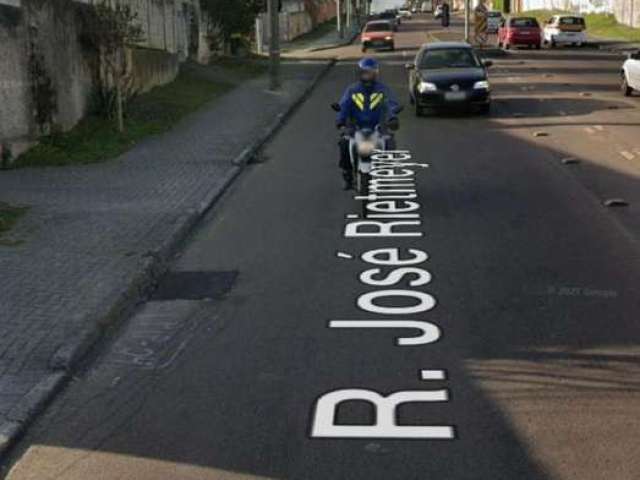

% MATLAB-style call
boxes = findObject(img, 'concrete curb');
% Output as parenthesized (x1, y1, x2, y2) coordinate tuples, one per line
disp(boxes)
(0, 58, 336, 460)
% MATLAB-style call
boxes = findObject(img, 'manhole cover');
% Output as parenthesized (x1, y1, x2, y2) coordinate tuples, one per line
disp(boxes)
(152, 271, 238, 300)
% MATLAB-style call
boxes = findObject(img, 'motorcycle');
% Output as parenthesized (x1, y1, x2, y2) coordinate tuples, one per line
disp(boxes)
(331, 103, 403, 215)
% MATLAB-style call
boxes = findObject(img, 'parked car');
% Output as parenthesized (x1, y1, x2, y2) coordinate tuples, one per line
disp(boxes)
(434, 4, 444, 18)
(498, 17, 542, 50)
(543, 15, 587, 47)
(486, 11, 504, 33)
(378, 10, 400, 31)
(406, 42, 493, 115)
(621, 50, 640, 96)
(361, 20, 395, 52)
(399, 9, 413, 18)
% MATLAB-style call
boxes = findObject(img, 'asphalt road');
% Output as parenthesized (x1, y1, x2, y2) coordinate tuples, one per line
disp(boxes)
(4, 14, 640, 480)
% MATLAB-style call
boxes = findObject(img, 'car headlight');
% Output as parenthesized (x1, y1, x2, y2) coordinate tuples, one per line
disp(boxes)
(417, 81, 438, 93)
(385, 36, 393, 40)
(473, 80, 490, 90)
(362, 36, 370, 42)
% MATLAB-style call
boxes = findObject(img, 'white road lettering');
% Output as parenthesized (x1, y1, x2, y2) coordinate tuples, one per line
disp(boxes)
(311, 150, 455, 440)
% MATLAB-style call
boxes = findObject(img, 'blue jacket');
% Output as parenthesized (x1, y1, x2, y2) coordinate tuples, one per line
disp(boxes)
(336, 81, 400, 130)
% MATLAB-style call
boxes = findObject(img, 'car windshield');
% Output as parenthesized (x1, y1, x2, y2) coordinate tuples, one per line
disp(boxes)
(510, 18, 539, 27)
(365, 22, 392, 32)
(419, 48, 480, 69)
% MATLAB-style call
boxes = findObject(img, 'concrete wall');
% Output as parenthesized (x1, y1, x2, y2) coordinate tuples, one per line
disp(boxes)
(518, 0, 614, 12)
(613, 0, 640, 27)
(257, 0, 337, 44)
(0, 0, 207, 158)
(0, 4, 31, 150)
(0, 0, 93, 156)
(129, 46, 180, 93)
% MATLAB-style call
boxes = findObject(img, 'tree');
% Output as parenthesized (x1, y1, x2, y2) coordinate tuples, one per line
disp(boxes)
(79, 1, 144, 132)
(200, 0, 263, 54)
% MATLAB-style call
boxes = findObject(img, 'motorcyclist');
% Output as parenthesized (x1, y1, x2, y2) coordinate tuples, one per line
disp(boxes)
(336, 57, 401, 190)
(441, 2, 450, 27)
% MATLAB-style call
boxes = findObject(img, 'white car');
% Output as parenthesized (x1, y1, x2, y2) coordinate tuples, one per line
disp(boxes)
(543, 15, 587, 47)
(398, 9, 413, 18)
(622, 51, 640, 96)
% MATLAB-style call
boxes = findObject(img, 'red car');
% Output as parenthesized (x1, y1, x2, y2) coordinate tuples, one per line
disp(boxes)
(361, 20, 395, 52)
(497, 17, 542, 50)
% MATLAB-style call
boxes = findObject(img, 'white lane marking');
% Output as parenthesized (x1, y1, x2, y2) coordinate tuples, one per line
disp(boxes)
(620, 150, 635, 160)
(336, 252, 354, 259)
(421, 369, 447, 380)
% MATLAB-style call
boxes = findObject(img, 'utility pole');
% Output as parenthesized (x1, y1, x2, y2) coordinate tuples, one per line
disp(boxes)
(464, 0, 471, 42)
(346, 0, 351, 29)
(337, 0, 343, 38)
(268, 0, 280, 91)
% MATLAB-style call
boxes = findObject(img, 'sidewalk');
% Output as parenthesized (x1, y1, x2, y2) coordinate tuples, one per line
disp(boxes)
(0, 60, 332, 455)
(281, 22, 361, 56)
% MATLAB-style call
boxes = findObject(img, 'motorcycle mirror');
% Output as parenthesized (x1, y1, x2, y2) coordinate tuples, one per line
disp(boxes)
(331, 103, 341, 112)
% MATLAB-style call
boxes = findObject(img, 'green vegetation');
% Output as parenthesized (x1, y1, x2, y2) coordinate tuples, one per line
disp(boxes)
(13, 62, 264, 168)
(0, 203, 28, 241)
(524, 10, 640, 42)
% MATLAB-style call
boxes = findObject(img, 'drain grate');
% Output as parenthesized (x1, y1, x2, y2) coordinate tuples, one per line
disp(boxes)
(152, 271, 238, 301)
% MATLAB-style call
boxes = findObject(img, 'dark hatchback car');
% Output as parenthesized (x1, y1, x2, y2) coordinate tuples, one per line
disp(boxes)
(406, 42, 493, 115)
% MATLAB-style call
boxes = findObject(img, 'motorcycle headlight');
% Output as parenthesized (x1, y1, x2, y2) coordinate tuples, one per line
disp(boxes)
(357, 140, 376, 157)
(473, 80, 490, 90)
(417, 81, 438, 93)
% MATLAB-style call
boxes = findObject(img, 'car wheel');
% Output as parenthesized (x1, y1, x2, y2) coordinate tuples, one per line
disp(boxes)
(504, 42, 511, 50)
(415, 103, 423, 117)
(478, 103, 491, 115)
(536, 43, 541, 50)
(622, 75, 633, 97)
(550, 39, 556, 48)
(390, 44, 395, 51)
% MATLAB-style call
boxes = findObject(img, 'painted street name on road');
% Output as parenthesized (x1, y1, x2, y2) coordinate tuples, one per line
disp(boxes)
(310, 151, 455, 440)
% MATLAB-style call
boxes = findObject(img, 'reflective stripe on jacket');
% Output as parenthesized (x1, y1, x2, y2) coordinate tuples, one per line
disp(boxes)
(336, 81, 400, 129)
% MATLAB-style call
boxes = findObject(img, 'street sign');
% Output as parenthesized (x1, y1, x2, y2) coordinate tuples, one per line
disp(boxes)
(474, 2, 488, 46)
